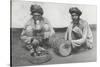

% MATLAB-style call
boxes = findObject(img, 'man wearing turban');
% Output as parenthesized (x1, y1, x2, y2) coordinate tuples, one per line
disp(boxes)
(20, 5, 55, 56)
(65, 7, 93, 51)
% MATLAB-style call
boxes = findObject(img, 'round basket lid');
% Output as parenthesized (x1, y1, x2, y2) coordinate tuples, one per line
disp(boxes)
(59, 43, 72, 57)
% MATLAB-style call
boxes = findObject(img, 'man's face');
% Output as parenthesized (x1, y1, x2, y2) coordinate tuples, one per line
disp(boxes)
(71, 13, 79, 21)
(32, 13, 42, 20)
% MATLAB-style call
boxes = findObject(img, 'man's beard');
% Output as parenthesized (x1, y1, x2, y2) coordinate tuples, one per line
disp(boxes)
(73, 18, 80, 24)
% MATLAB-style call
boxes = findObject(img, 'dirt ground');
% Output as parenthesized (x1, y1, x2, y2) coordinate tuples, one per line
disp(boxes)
(11, 28, 97, 66)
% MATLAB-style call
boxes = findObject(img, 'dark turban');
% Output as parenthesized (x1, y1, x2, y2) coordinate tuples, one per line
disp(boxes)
(69, 7, 82, 16)
(30, 4, 43, 15)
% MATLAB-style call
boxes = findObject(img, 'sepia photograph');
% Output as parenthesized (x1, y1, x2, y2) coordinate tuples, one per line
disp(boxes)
(10, 0, 97, 66)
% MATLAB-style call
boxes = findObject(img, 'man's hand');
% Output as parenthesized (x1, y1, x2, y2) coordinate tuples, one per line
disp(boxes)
(71, 40, 80, 48)
(25, 37, 33, 44)
(32, 39, 39, 45)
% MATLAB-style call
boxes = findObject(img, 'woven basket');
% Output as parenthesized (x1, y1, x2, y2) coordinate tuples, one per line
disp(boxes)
(22, 51, 52, 64)
(50, 38, 72, 57)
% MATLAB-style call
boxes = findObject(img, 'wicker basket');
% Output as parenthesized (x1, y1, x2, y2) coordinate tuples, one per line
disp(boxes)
(23, 50, 52, 64)
(50, 38, 72, 57)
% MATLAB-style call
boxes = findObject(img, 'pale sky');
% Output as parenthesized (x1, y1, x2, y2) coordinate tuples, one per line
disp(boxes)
(12, 0, 97, 28)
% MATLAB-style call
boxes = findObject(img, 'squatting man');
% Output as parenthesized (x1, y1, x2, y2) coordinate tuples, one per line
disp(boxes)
(65, 7, 93, 52)
(20, 5, 55, 56)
